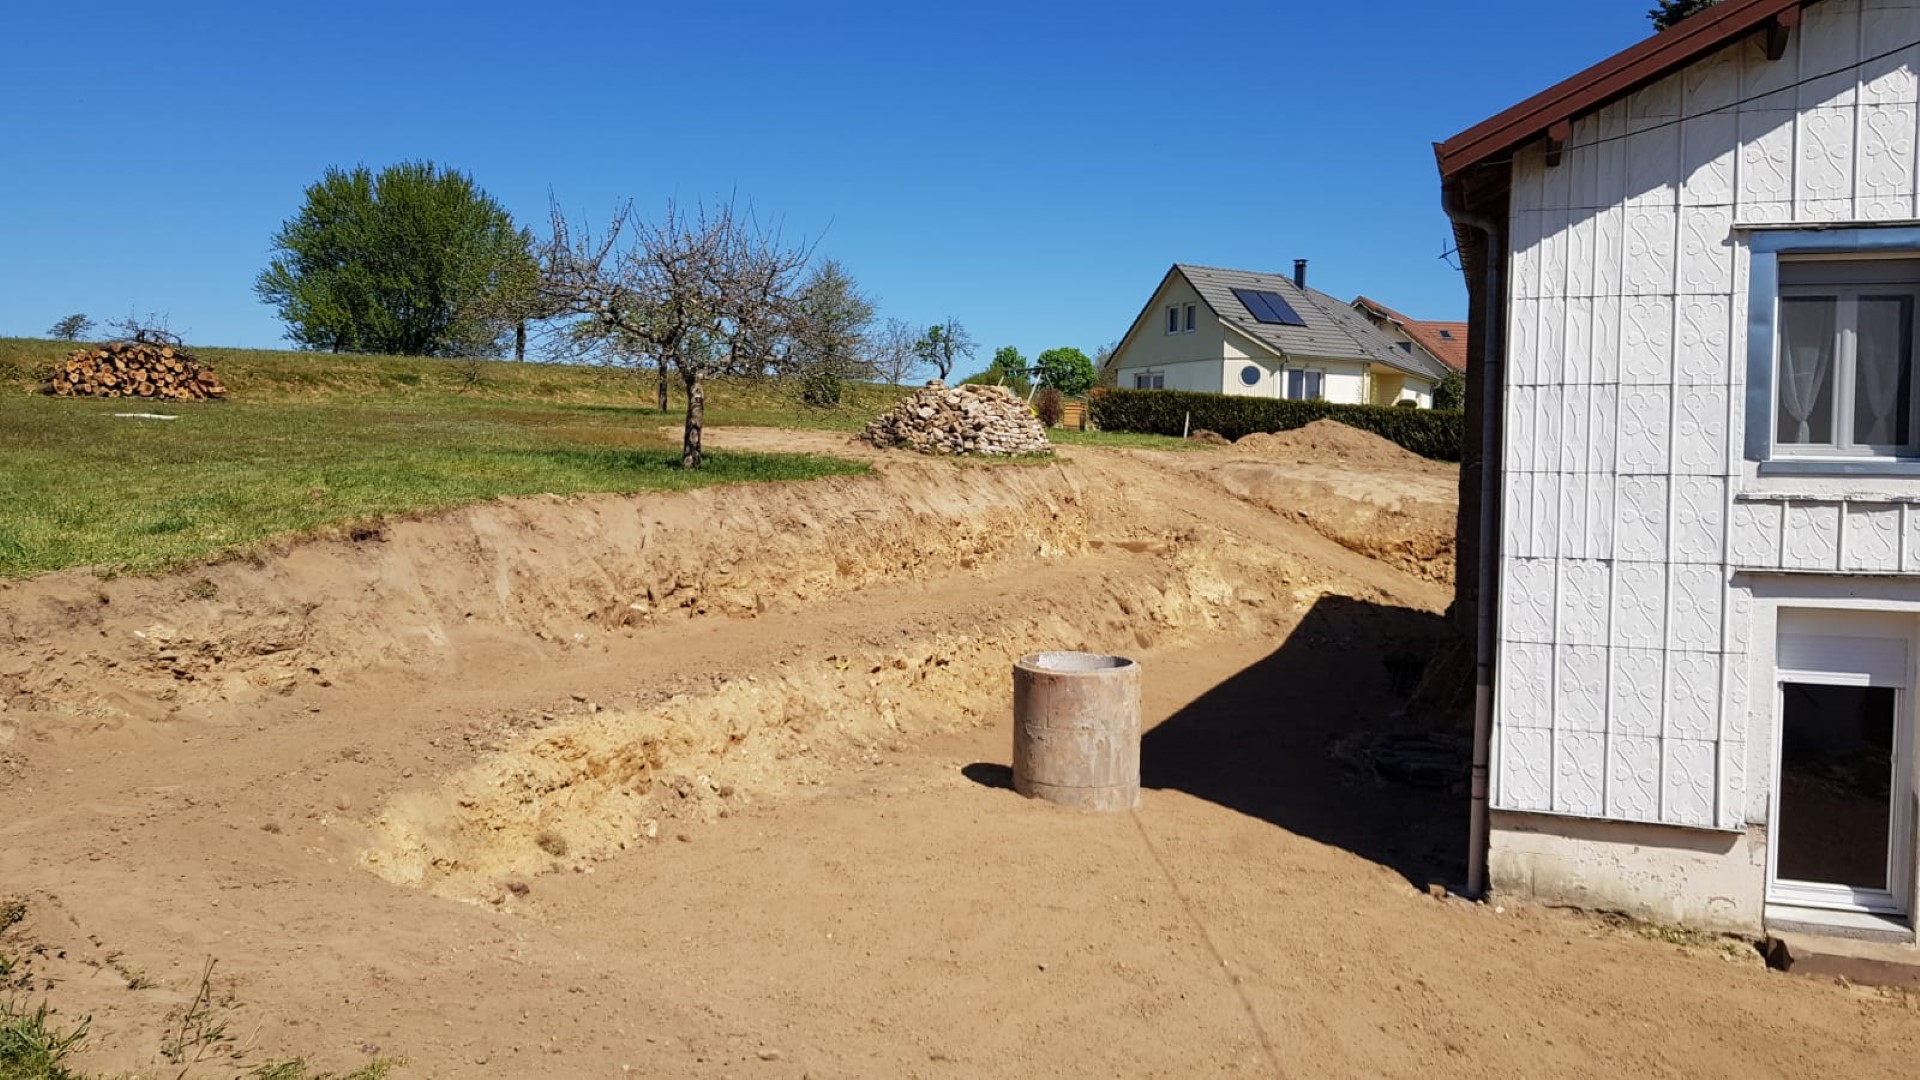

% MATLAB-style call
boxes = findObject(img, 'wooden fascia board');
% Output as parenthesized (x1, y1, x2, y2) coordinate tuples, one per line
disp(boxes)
(1435, 0, 1806, 179)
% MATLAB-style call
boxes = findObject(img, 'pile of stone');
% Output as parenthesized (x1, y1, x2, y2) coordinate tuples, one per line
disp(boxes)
(859, 380, 1051, 456)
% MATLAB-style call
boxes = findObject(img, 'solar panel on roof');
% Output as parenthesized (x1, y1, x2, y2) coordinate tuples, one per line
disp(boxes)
(1230, 287, 1307, 327)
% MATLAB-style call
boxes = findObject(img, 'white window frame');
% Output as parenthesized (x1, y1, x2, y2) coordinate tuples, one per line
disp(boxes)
(1772, 262, 1920, 459)
(1745, 228, 1920, 476)
(1284, 368, 1324, 401)
(1165, 305, 1179, 335)
(1184, 303, 1196, 333)
(1133, 372, 1165, 390)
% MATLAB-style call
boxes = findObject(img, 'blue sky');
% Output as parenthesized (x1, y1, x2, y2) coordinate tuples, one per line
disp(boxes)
(1, 1, 1655, 376)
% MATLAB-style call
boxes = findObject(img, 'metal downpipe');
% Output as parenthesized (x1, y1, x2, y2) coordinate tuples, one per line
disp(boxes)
(1442, 178, 1504, 900)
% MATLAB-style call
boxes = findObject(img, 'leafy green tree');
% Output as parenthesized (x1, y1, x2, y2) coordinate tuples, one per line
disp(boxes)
(1034, 346, 1098, 396)
(47, 313, 93, 341)
(978, 346, 1031, 393)
(256, 161, 535, 356)
(1434, 370, 1467, 411)
(1649, 0, 1716, 30)
(914, 319, 975, 380)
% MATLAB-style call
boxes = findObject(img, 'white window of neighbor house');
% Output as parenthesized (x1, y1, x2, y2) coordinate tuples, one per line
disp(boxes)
(1166, 306, 1180, 334)
(1285, 369, 1323, 400)
(1184, 303, 1196, 333)
(1776, 259, 1920, 457)
(1134, 373, 1164, 390)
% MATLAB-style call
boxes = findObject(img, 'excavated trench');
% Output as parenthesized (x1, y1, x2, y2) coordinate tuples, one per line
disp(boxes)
(0, 431, 1458, 907)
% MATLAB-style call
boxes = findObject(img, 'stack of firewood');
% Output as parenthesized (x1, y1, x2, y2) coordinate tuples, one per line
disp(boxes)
(46, 341, 228, 401)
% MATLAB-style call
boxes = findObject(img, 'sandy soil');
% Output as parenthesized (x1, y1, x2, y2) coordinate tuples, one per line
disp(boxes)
(1, 428, 1915, 1078)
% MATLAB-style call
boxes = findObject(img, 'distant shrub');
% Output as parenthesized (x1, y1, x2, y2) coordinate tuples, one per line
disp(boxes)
(1087, 388, 1462, 462)
(1434, 370, 1467, 411)
(801, 369, 843, 408)
(1034, 387, 1064, 428)
(1395, 398, 1418, 408)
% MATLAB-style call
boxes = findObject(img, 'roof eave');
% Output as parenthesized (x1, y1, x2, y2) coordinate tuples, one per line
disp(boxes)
(1434, 0, 1805, 179)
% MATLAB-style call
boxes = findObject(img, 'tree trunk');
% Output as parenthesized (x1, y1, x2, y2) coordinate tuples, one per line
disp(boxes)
(514, 320, 526, 362)
(656, 359, 670, 413)
(681, 369, 705, 469)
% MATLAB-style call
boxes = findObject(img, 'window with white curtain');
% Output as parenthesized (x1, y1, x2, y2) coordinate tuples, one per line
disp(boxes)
(1775, 259, 1920, 458)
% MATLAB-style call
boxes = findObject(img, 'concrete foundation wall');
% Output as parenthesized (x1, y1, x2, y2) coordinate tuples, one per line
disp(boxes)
(1491, 810, 1767, 934)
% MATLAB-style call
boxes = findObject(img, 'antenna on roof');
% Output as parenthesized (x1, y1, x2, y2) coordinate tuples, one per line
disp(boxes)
(1439, 241, 1462, 272)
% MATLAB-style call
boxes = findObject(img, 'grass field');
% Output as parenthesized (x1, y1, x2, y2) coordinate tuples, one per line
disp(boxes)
(0, 339, 882, 577)
(0, 338, 1192, 578)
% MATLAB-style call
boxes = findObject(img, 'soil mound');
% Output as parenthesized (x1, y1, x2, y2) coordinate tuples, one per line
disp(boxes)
(859, 380, 1049, 456)
(1234, 419, 1440, 472)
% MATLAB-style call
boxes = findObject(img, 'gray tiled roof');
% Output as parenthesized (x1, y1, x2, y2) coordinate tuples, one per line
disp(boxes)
(1175, 264, 1451, 382)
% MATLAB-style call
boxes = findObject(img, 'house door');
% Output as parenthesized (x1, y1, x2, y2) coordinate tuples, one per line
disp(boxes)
(1769, 614, 1914, 917)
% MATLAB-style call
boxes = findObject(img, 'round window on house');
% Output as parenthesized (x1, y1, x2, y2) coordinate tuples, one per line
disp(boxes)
(1239, 365, 1261, 387)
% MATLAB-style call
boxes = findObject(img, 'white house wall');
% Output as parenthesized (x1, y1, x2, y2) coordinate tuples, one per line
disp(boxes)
(1111, 273, 1229, 386)
(1498, 0, 1920, 834)
(1118, 358, 1226, 393)
(1220, 347, 1371, 404)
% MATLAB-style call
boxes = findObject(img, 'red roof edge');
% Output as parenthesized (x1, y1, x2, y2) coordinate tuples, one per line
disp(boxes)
(1435, 0, 1806, 179)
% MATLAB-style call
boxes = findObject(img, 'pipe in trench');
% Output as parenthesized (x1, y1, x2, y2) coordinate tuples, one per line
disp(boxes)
(1441, 176, 1505, 900)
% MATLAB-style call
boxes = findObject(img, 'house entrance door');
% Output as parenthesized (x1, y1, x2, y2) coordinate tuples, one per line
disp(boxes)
(1769, 614, 1914, 917)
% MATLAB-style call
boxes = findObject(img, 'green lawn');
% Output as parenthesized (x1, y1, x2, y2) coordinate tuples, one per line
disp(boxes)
(0, 339, 881, 577)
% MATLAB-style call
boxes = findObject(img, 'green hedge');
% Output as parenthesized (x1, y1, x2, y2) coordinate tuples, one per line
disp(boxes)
(1087, 388, 1463, 462)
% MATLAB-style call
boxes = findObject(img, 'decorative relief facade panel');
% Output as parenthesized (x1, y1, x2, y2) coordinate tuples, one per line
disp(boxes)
(1496, 2, 1920, 831)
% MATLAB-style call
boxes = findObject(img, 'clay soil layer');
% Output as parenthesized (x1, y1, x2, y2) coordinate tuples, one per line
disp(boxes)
(2, 428, 1915, 1078)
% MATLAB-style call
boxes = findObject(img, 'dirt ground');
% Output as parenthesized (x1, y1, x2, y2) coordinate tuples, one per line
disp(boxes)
(2, 423, 1917, 1078)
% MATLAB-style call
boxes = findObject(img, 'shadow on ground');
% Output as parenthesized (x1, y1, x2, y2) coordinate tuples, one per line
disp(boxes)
(1140, 594, 1470, 892)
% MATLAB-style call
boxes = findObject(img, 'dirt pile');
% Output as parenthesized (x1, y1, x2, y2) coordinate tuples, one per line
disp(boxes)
(1234, 418, 1435, 471)
(1192, 420, 1459, 585)
(859, 380, 1049, 455)
(46, 340, 228, 401)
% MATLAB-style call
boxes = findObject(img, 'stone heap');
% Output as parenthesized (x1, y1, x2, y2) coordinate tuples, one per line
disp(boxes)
(859, 380, 1051, 456)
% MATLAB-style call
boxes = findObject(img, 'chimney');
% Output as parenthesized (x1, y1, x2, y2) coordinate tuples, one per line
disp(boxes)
(1293, 259, 1308, 289)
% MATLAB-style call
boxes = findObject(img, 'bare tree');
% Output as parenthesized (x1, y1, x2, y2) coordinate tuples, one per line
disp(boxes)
(914, 319, 975, 381)
(538, 199, 812, 467)
(790, 261, 874, 374)
(108, 311, 183, 347)
(868, 317, 923, 387)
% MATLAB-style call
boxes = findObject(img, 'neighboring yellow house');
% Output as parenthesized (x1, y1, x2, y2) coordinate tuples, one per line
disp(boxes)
(1106, 263, 1451, 406)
